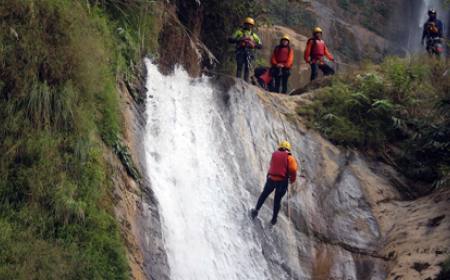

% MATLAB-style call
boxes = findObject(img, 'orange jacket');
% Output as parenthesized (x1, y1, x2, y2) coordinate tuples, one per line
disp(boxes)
(304, 38, 334, 64)
(271, 45, 294, 69)
(268, 153, 298, 183)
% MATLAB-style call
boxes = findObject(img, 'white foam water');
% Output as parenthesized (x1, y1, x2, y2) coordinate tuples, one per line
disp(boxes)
(143, 60, 276, 280)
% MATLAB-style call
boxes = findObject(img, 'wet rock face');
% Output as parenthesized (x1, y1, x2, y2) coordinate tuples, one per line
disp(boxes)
(158, 1, 204, 76)
(137, 62, 450, 279)
(209, 81, 390, 279)
(212, 80, 450, 280)
(307, 0, 394, 62)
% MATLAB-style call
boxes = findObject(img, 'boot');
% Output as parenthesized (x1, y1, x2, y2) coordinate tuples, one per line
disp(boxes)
(270, 216, 277, 225)
(250, 209, 258, 219)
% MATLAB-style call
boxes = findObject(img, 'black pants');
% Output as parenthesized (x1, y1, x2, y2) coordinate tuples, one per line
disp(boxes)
(236, 50, 253, 82)
(255, 178, 289, 220)
(270, 67, 290, 93)
(310, 63, 335, 81)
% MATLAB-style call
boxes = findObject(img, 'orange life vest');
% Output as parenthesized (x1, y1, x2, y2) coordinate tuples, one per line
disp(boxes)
(427, 22, 439, 34)
(274, 46, 291, 63)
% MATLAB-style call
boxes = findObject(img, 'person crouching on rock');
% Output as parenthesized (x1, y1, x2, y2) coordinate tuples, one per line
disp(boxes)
(253, 66, 273, 91)
(251, 141, 298, 225)
(270, 34, 294, 94)
(304, 27, 335, 81)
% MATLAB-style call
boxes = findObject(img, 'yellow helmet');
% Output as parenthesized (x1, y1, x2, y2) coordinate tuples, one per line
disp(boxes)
(281, 34, 290, 42)
(278, 140, 292, 151)
(243, 17, 255, 26)
(313, 27, 323, 34)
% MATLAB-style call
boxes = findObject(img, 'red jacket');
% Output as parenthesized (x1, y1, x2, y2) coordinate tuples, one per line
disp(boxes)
(260, 70, 272, 86)
(268, 150, 298, 183)
(271, 45, 294, 69)
(304, 38, 334, 64)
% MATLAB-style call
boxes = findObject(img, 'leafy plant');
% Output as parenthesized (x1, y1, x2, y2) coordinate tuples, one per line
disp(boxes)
(0, 0, 158, 277)
(299, 57, 450, 192)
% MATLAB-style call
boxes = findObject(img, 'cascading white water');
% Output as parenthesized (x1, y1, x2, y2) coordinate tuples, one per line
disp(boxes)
(142, 59, 389, 280)
(143, 60, 298, 280)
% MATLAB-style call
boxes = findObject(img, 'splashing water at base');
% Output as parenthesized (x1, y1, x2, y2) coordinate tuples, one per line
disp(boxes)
(143, 60, 280, 280)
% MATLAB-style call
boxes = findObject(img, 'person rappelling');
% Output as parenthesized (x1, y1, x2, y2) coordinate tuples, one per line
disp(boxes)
(421, 9, 445, 56)
(228, 17, 263, 82)
(270, 35, 295, 94)
(250, 141, 298, 226)
(304, 27, 335, 81)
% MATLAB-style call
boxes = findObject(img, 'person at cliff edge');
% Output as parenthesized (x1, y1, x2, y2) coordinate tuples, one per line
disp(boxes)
(421, 9, 444, 53)
(270, 34, 295, 94)
(250, 141, 298, 225)
(304, 27, 335, 81)
(228, 17, 263, 82)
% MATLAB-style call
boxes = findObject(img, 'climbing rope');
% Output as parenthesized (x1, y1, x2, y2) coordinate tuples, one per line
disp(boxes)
(275, 109, 293, 223)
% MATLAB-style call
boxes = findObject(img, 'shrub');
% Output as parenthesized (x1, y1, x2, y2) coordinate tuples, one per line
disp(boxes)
(436, 257, 450, 280)
(299, 57, 450, 190)
(201, 0, 263, 72)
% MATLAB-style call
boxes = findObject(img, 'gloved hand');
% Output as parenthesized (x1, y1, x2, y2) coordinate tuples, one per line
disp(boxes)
(241, 40, 255, 48)
(277, 63, 284, 68)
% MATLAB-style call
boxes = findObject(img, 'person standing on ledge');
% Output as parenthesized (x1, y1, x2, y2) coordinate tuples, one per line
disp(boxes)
(304, 27, 335, 81)
(270, 34, 294, 94)
(228, 17, 263, 82)
(421, 9, 444, 55)
(250, 141, 298, 225)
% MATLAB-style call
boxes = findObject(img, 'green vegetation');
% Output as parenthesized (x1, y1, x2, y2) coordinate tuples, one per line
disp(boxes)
(92, 0, 160, 83)
(201, 0, 263, 72)
(298, 57, 450, 192)
(437, 257, 450, 280)
(0, 0, 159, 278)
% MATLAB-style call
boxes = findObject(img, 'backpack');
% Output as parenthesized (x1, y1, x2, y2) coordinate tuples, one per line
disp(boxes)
(427, 22, 439, 34)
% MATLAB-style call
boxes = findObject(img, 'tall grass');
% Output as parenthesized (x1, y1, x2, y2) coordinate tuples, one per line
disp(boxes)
(0, 0, 159, 278)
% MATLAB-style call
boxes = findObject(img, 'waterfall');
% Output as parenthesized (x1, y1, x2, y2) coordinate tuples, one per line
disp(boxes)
(143, 59, 388, 279)
(143, 60, 307, 280)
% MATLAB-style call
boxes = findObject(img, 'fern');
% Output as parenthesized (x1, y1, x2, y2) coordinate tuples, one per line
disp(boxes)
(299, 56, 450, 191)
